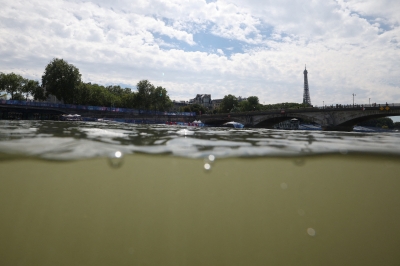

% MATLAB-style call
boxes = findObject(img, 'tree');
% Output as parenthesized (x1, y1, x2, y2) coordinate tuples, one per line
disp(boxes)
(239, 96, 260, 112)
(32, 85, 47, 101)
(0, 72, 5, 95)
(135, 80, 154, 110)
(247, 96, 259, 107)
(87, 83, 108, 106)
(219, 94, 238, 113)
(22, 79, 41, 100)
(0, 72, 25, 100)
(121, 92, 136, 109)
(75, 82, 90, 105)
(358, 117, 394, 129)
(134, 80, 172, 111)
(180, 104, 206, 115)
(105, 85, 137, 108)
(260, 102, 306, 110)
(12, 93, 25, 101)
(42, 58, 82, 104)
(106, 85, 127, 98)
(152, 86, 172, 111)
(238, 100, 250, 112)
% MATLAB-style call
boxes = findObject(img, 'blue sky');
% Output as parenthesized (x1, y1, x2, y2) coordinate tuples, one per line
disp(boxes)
(0, 0, 399, 115)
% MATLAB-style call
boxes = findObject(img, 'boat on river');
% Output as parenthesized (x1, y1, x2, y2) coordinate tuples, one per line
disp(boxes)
(61, 114, 82, 121)
(166, 120, 205, 127)
(222, 121, 244, 128)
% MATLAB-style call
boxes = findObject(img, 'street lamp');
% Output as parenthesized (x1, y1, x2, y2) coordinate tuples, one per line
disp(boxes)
(369, 98, 371, 106)
(352, 93, 356, 107)
(323, 101, 324, 109)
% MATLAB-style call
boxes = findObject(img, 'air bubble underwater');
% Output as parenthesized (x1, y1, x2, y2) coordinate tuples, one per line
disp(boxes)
(108, 150, 124, 168)
(203, 154, 216, 172)
(293, 157, 305, 166)
(307, 228, 316, 237)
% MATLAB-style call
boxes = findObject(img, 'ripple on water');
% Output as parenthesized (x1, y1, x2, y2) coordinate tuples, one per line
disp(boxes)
(1, 120, 400, 161)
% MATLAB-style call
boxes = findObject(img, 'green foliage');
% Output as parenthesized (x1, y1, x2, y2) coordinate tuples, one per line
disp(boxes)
(135, 80, 172, 111)
(73, 79, 172, 111)
(105, 85, 132, 107)
(135, 80, 154, 110)
(260, 102, 307, 110)
(230, 105, 241, 112)
(153, 86, 173, 111)
(394, 122, 400, 129)
(180, 104, 206, 115)
(219, 94, 238, 113)
(180, 106, 192, 113)
(2, 61, 171, 112)
(216, 96, 309, 113)
(74, 82, 135, 108)
(238, 96, 260, 112)
(13, 92, 25, 101)
(0, 73, 3, 94)
(0, 73, 6, 95)
(247, 96, 259, 106)
(42, 58, 82, 104)
(23, 79, 42, 100)
(0, 72, 25, 100)
(120, 93, 136, 109)
(32, 85, 46, 101)
(358, 117, 394, 129)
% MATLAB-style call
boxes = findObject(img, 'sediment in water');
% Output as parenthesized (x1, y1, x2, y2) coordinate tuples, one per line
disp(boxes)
(1, 154, 399, 265)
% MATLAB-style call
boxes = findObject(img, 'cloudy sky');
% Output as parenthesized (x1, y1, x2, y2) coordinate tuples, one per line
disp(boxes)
(1, 0, 399, 107)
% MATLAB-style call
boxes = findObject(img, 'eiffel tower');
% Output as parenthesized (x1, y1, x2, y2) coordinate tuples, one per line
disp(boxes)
(303, 65, 311, 106)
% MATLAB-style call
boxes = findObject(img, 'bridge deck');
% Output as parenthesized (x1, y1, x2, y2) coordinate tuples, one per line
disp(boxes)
(2, 101, 400, 131)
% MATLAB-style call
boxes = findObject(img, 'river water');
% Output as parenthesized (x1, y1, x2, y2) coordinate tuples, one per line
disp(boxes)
(1, 120, 400, 265)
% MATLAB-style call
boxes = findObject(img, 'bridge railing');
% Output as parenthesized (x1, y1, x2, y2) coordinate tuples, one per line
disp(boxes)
(202, 102, 400, 117)
(314, 103, 400, 109)
(0, 99, 196, 117)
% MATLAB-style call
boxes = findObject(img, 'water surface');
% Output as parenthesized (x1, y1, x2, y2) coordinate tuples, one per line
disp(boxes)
(1, 120, 399, 160)
(1, 120, 399, 266)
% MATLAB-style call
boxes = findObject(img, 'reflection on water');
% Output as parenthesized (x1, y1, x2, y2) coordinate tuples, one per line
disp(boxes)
(107, 150, 124, 168)
(1, 120, 400, 160)
(1, 120, 400, 265)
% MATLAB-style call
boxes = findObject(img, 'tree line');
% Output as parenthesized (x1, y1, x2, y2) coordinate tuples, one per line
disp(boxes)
(182, 94, 308, 115)
(357, 117, 400, 129)
(0, 58, 173, 111)
(2, 59, 399, 127)
(0, 58, 305, 115)
(0, 72, 45, 101)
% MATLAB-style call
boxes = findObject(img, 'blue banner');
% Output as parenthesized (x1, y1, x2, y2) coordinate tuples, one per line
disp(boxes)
(1, 100, 196, 116)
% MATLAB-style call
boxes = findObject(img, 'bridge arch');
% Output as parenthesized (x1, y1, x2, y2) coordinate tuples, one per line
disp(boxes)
(201, 106, 400, 130)
(334, 112, 400, 129)
(252, 113, 324, 128)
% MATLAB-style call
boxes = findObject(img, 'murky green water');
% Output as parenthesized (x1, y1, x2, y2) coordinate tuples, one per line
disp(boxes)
(1, 121, 400, 265)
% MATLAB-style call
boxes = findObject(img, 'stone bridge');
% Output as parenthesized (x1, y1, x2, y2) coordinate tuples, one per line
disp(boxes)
(200, 105, 400, 131)
(2, 101, 400, 131)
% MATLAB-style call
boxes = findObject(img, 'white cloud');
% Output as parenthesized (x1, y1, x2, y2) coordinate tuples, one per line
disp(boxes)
(338, 0, 400, 25)
(0, 0, 399, 106)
